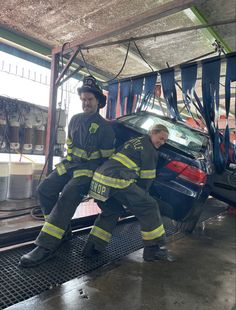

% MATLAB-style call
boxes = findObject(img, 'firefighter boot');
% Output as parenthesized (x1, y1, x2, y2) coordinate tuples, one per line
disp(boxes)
(143, 245, 176, 262)
(82, 240, 105, 258)
(19, 246, 56, 268)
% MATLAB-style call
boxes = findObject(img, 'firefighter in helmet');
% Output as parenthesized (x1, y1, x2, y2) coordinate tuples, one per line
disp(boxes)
(19, 76, 115, 267)
(82, 124, 175, 262)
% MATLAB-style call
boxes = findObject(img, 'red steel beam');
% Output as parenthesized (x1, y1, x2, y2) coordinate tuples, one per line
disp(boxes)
(45, 52, 59, 174)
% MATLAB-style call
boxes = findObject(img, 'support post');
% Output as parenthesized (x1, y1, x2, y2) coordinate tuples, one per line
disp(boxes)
(45, 51, 59, 174)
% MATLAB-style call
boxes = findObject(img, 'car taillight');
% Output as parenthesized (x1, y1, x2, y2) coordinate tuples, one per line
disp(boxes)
(166, 160, 207, 185)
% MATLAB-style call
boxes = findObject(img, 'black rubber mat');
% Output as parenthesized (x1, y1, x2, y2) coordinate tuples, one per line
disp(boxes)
(0, 204, 226, 310)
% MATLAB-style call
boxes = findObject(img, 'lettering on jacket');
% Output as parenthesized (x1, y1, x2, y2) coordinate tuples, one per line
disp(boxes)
(124, 137, 144, 151)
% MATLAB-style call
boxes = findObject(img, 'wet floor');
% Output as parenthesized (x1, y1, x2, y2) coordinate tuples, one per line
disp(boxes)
(5, 210, 236, 310)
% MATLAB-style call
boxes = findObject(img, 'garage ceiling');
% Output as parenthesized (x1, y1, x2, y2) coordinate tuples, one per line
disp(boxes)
(0, 0, 236, 117)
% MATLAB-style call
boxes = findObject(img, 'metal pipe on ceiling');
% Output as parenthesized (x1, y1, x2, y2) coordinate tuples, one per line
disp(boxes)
(81, 19, 236, 50)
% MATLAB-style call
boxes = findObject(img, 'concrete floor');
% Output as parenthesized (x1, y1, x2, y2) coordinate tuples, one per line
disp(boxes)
(5, 211, 236, 310)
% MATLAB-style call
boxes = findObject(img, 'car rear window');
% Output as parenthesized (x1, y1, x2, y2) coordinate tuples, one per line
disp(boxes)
(118, 113, 209, 155)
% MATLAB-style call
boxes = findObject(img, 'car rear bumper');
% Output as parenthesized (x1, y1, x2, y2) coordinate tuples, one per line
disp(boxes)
(150, 180, 211, 220)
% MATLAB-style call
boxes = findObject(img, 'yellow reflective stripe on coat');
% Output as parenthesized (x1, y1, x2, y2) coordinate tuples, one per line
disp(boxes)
(66, 138, 72, 146)
(93, 172, 135, 189)
(139, 169, 156, 179)
(42, 222, 65, 240)
(88, 151, 101, 159)
(55, 162, 67, 175)
(68, 147, 100, 160)
(70, 147, 88, 158)
(91, 226, 112, 242)
(67, 147, 114, 160)
(111, 152, 139, 172)
(66, 155, 72, 161)
(100, 148, 115, 158)
(89, 190, 107, 202)
(73, 169, 93, 178)
(141, 224, 165, 240)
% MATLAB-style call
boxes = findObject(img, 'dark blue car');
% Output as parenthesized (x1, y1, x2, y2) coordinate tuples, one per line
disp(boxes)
(113, 111, 215, 232)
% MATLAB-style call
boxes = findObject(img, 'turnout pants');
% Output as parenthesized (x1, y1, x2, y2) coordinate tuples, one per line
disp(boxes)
(88, 183, 166, 250)
(36, 169, 90, 250)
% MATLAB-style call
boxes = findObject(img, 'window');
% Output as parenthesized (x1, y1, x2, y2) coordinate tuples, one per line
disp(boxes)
(118, 113, 209, 155)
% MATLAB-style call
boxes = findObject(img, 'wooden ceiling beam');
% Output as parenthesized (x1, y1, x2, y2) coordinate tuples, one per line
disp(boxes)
(53, 0, 201, 54)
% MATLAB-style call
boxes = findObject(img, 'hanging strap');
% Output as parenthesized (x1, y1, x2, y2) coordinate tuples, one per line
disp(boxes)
(181, 63, 198, 113)
(137, 73, 157, 111)
(224, 53, 236, 163)
(131, 76, 144, 112)
(225, 52, 236, 119)
(214, 126, 226, 173)
(120, 79, 131, 116)
(202, 56, 225, 172)
(202, 56, 221, 123)
(180, 63, 204, 127)
(160, 69, 181, 120)
(106, 82, 119, 119)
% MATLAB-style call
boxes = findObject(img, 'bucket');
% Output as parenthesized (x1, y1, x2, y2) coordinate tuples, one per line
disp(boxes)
(0, 162, 9, 201)
(8, 162, 33, 199)
(32, 163, 46, 198)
